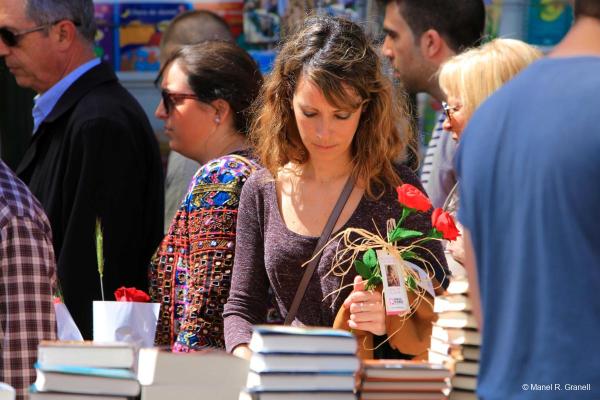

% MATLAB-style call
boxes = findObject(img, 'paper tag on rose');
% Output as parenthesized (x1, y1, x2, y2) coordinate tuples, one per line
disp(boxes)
(377, 250, 410, 316)
(404, 260, 436, 298)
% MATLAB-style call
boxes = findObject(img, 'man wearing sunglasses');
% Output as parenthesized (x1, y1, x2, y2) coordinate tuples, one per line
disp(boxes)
(0, 0, 164, 348)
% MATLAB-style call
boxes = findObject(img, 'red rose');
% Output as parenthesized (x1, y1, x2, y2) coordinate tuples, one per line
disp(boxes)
(114, 287, 151, 302)
(431, 208, 460, 241)
(396, 184, 432, 212)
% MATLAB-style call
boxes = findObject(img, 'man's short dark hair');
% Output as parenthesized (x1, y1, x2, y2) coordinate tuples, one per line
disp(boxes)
(390, 0, 485, 52)
(159, 10, 233, 63)
(575, 0, 600, 19)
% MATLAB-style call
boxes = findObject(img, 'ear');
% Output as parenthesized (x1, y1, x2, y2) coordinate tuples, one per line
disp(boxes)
(52, 20, 79, 51)
(419, 29, 446, 61)
(210, 98, 232, 123)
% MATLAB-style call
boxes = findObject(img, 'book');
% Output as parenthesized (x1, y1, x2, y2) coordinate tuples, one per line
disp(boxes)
(140, 384, 246, 400)
(247, 372, 355, 391)
(445, 276, 469, 295)
(240, 389, 356, 400)
(33, 365, 139, 396)
(250, 353, 359, 373)
(362, 360, 451, 381)
(361, 380, 449, 392)
(137, 348, 249, 386)
(431, 325, 481, 346)
(436, 312, 477, 329)
(434, 294, 471, 313)
(361, 392, 449, 400)
(449, 389, 477, 400)
(451, 375, 477, 391)
(455, 361, 479, 377)
(428, 350, 480, 374)
(37, 341, 135, 369)
(249, 325, 357, 355)
(429, 338, 480, 361)
(29, 387, 127, 400)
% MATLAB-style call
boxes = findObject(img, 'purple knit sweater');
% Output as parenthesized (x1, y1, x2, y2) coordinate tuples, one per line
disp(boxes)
(223, 166, 448, 352)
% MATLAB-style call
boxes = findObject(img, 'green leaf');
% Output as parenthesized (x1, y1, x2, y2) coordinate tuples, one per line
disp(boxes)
(367, 275, 382, 290)
(429, 229, 443, 239)
(388, 228, 424, 242)
(401, 250, 419, 261)
(354, 260, 372, 280)
(363, 248, 378, 268)
(406, 275, 417, 291)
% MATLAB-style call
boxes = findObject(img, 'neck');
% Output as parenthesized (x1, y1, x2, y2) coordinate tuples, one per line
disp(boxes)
(427, 84, 446, 103)
(42, 45, 95, 94)
(196, 128, 248, 164)
(550, 16, 600, 57)
(300, 156, 353, 184)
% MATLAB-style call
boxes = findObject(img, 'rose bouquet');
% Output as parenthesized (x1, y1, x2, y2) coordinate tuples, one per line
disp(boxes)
(327, 184, 459, 359)
(92, 218, 159, 347)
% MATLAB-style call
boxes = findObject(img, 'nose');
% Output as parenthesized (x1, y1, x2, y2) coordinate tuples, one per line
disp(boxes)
(0, 40, 10, 57)
(442, 117, 452, 132)
(155, 99, 168, 120)
(381, 36, 393, 59)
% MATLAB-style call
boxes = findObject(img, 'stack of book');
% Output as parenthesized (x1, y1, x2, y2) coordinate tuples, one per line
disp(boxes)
(30, 341, 139, 399)
(240, 325, 359, 400)
(358, 360, 451, 400)
(428, 275, 481, 400)
(138, 347, 249, 399)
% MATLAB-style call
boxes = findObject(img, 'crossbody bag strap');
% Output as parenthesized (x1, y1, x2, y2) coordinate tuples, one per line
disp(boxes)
(284, 175, 356, 325)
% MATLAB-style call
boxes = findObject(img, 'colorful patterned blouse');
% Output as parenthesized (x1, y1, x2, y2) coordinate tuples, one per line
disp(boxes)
(149, 153, 259, 351)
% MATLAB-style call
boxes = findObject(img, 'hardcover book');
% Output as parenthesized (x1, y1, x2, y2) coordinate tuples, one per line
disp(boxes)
(37, 341, 135, 369)
(249, 325, 357, 355)
(250, 353, 359, 373)
(137, 347, 249, 387)
(247, 371, 355, 391)
(33, 365, 139, 397)
(362, 360, 451, 381)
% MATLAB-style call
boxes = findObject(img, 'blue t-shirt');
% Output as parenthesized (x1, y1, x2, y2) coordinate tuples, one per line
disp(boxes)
(456, 57, 600, 400)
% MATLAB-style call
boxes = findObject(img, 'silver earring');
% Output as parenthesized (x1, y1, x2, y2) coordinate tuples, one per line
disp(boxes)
(215, 116, 221, 124)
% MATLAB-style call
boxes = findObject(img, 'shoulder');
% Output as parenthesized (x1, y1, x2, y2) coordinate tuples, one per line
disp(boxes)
(194, 154, 260, 184)
(0, 163, 51, 235)
(242, 167, 274, 194)
(394, 163, 425, 192)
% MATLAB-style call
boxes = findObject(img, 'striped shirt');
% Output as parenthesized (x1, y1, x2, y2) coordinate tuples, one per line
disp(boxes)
(0, 160, 56, 400)
(420, 111, 458, 209)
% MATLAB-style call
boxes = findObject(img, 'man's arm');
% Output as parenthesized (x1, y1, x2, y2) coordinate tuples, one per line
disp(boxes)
(0, 216, 56, 400)
(463, 229, 482, 331)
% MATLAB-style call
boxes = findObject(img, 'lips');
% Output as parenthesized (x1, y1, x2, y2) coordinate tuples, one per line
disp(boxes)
(313, 143, 336, 150)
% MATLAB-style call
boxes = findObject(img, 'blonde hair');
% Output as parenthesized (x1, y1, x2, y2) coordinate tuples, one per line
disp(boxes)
(439, 38, 542, 120)
(250, 16, 413, 198)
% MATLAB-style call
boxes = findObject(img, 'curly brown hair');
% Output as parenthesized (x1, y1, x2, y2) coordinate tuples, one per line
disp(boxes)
(251, 15, 413, 198)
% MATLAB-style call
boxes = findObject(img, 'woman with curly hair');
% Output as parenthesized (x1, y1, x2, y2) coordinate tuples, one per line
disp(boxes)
(224, 16, 449, 360)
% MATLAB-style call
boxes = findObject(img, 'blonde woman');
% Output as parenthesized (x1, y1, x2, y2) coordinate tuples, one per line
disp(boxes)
(438, 38, 542, 263)
(223, 16, 448, 360)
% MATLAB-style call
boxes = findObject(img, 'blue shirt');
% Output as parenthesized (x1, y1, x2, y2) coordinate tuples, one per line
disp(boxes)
(32, 58, 101, 134)
(456, 57, 600, 400)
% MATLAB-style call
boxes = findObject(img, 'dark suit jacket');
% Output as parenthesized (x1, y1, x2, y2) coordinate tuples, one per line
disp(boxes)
(17, 62, 164, 339)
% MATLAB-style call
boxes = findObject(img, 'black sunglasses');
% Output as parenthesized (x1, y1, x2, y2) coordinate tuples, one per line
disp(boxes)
(160, 89, 199, 115)
(0, 20, 81, 47)
(0, 25, 47, 47)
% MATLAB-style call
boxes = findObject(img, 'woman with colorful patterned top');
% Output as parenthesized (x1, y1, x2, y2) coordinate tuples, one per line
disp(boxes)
(149, 41, 262, 351)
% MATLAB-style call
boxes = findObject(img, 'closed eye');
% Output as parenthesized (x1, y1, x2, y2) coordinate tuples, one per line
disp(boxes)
(335, 113, 351, 120)
(303, 111, 317, 117)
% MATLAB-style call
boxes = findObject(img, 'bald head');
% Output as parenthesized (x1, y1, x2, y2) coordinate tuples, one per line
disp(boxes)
(160, 10, 233, 65)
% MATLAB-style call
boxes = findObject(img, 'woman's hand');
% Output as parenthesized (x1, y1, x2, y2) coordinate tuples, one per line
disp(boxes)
(232, 344, 253, 360)
(447, 234, 465, 265)
(343, 275, 386, 336)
